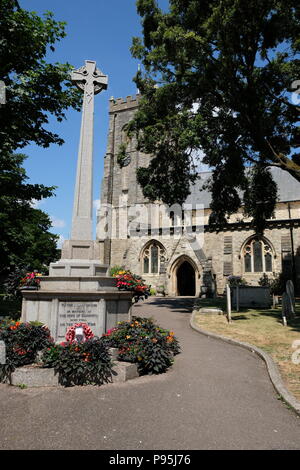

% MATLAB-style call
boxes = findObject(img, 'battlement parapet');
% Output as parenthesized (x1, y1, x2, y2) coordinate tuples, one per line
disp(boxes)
(109, 93, 141, 113)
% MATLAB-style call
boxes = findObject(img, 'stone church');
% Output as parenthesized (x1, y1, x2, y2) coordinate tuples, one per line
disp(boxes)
(96, 94, 300, 296)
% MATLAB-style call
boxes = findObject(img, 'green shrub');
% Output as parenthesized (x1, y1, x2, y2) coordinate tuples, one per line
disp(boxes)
(41, 338, 113, 387)
(227, 275, 247, 287)
(258, 272, 289, 295)
(102, 316, 180, 375)
(269, 273, 288, 296)
(258, 273, 270, 287)
(0, 320, 54, 382)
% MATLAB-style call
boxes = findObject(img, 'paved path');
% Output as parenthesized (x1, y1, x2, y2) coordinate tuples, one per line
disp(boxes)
(0, 297, 300, 450)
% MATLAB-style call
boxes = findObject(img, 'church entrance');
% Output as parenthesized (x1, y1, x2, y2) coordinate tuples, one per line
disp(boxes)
(176, 261, 196, 296)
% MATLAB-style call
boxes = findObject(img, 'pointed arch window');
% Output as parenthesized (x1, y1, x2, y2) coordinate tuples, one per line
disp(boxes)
(243, 238, 273, 273)
(142, 241, 165, 274)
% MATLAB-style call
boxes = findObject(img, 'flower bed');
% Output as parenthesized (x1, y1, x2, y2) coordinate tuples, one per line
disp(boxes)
(19, 271, 42, 289)
(41, 339, 112, 387)
(112, 269, 151, 303)
(0, 319, 54, 383)
(101, 316, 180, 375)
(0, 316, 181, 387)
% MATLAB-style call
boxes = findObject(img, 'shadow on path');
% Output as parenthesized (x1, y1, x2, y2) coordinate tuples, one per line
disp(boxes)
(135, 296, 195, 315)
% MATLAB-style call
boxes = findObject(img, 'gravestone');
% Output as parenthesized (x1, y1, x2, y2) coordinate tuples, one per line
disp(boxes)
(286, 280, 295, 319)
(281, 293, 289, 326)
(226, 284, 232, 323)
(21, 61, 132, 341)
(231, 286, 272, 308)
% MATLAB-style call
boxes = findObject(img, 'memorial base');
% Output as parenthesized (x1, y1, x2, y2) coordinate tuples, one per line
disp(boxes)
(21, 276, 132, 342)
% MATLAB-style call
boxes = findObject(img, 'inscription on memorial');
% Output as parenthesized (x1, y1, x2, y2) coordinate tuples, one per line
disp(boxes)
(58, 301, 99, 340)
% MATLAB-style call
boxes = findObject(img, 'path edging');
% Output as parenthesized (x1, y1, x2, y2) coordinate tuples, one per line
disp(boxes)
(190, 310, 300, 416)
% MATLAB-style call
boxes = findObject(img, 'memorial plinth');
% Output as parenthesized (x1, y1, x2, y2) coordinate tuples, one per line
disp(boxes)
(21, 278, 132, 342)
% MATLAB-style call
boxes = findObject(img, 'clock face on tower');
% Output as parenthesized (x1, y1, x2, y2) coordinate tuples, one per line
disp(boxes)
(122, 154, 131, 167)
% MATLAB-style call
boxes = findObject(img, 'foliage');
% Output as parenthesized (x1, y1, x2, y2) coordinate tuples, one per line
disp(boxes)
(258, 273, 270, 287)
(0, 0, 81, 152)
(41, 339, 113, 387)
(259, 273, 290, 295)
(19, 271, 42, 288)
(2, 265, 28, 301)
(113, 269, 151, 303)
(128, 0, 300, 232)
(109, 265, 126, 277)
(102, 316, 180, 375)
(0, 297, 21, 321)
(227, 276, 247, 287)
(0, 154, 60, 277)
(0, 316, 180, 386)
(0, 320, 54, 382)
(0, 1, 81, 277)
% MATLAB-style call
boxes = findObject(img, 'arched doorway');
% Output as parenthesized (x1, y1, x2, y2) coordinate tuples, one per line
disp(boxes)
(176, 261, 196, 296)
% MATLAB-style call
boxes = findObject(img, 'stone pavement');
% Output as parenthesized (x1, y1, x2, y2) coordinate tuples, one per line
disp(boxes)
(0, 297, 300, 450)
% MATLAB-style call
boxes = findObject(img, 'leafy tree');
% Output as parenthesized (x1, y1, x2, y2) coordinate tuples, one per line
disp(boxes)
(0, 153, 60, 277)
(0, 0, 81, 151)
(124, 0, 300, 231)
(0, 1, 81, 277)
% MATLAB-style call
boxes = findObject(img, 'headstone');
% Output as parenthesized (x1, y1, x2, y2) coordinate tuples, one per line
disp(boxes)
(281, 293, 289, 326)
(0, 341, 6, 364)
(272, 294, 279, 309)
(286, 280, 295, 318)
(231, 286, 271, 308)
(226, 284, 232, 323)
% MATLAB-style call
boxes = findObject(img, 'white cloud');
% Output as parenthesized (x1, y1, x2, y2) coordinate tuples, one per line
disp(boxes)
(51, 217, 66, 228)
(31, 198, 45, 209)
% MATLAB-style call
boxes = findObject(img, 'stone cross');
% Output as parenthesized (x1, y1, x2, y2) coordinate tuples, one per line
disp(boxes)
(70, 60, 108, 240)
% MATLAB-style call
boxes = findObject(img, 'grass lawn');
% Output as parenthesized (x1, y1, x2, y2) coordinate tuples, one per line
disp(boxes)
(194, 297, 300, 402)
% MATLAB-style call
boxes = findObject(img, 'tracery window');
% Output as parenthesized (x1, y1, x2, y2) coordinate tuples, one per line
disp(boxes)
(142, 241, 165, 274)
(243, 238, 273, 273)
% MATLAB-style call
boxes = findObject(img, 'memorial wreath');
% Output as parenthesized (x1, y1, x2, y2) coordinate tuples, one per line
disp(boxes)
(65, 322, 94, 343)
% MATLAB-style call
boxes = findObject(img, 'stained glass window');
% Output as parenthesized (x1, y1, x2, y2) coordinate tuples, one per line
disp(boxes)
(253, 240, 263, 272)
(243, 238, 273, 273)
(244, 253, 252, 272)
(142, 242, 165, 274)
(151, 245, 159, 273)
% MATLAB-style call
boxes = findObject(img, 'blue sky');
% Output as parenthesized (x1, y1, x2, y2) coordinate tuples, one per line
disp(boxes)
(20, 0, 169, 246)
